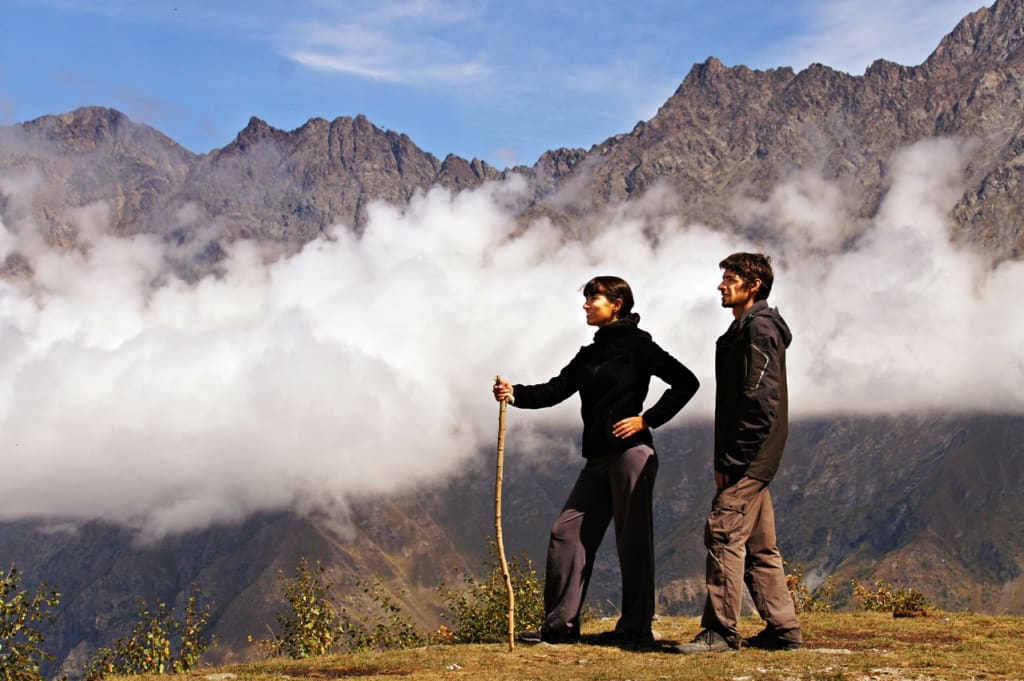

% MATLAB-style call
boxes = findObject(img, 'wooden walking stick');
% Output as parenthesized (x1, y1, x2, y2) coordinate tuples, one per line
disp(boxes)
(494, 376, 515, 651)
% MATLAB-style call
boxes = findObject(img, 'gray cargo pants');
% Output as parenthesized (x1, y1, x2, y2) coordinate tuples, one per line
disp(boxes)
(542, 444, 658, 638)
(700, 475, 801, 647)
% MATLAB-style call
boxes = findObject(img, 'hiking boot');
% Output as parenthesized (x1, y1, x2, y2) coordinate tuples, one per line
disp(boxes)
(667, 629, 734, 654)
(518, 627, 579, 645)
(743, 627, 802, 651)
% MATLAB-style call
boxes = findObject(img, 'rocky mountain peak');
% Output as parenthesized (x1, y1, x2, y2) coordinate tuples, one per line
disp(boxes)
(224, 116, 290, 154)
(15, 106, 184, 157)
(926, 0, 1024, 68)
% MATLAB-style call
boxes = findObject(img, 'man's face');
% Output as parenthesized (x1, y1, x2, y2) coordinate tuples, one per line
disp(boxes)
(718, 270, 759, 312)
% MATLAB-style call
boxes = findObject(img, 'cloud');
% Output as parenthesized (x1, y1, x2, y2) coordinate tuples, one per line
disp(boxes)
(278, 1, 491, 87)
(0, 134, 1021, 538)
(768, 0, 985, 74)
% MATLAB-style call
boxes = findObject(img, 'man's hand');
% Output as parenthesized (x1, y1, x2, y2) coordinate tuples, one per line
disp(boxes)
(715, 471, 731, 490)
(612, 415, 647, 439)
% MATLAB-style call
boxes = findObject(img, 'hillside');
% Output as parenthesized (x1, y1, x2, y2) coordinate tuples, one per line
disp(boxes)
(4, 414, 1023, 674)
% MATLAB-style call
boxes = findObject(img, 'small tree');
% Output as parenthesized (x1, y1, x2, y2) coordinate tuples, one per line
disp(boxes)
(785, 563, 837, 614)
(259, 558, 338, 659)
(438, 540, 544, 644)
(256, 559, 424, 658)
(338, 577, 425, 652)
(84, 583, 214, 680)
(0, 565, 61, 681)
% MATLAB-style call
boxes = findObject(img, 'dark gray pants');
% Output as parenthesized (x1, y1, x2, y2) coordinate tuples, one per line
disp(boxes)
(699, 476, 801, 647)
(543, 444, 658, 637)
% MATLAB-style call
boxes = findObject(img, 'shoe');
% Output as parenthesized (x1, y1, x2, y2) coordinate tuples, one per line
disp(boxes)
(667, 629, 734, 655)
(590, 629, 656, 647)
(518, 627, 580, 645)
(743, 628, 802, 650)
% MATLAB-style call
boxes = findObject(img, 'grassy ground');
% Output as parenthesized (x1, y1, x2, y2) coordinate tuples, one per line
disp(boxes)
(158, 612, 1024, 681)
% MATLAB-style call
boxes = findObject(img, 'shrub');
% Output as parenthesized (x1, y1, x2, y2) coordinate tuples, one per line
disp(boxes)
(259, 558, 338, 659)
(337, 576, 425, 652)
(852, 578, 931, 615)
(785, 563, 837, 614)
(438, 540, 544, 643)
(0, 565, 61, 681)
(83, 583, 213, 680)
(256, 559, 424, 658)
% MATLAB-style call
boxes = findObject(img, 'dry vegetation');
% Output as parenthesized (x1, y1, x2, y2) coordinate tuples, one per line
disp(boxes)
(130, 612, 1023, 681)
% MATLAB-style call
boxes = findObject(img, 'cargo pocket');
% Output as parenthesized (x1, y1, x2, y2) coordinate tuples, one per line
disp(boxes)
(704, 494, 749, 549)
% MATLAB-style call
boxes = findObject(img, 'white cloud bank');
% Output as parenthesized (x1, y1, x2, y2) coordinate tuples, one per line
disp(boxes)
(0, 136, 1021, 536)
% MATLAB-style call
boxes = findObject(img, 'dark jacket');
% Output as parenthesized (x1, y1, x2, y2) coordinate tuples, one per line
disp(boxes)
(714, 300, 792, 482)
(512, 319, 699, 458)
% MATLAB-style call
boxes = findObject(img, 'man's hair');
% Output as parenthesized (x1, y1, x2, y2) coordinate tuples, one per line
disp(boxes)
(719, 252, 773, 301)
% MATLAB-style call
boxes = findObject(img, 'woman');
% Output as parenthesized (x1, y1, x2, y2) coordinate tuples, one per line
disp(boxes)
(492, 275, 699, 646)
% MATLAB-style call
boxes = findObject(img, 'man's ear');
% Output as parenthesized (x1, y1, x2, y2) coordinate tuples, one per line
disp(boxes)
(749, 278, 763, 296)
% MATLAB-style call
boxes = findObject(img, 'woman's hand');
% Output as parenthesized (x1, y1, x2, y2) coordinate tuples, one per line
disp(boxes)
(612, 415, 647, 439)
(493, 377, 514, 403)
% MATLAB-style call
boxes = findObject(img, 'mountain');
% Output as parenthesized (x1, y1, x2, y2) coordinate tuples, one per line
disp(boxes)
(2, 0, 1024, 676)
(3, 1, 1024, 263)
(524, 0, 1024, 257)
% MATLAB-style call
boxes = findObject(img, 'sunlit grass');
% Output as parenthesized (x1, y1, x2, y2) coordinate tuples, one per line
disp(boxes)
(137, 612, 1024, 681)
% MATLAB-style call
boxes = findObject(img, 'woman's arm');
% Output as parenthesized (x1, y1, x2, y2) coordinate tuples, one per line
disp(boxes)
(641, 342, 700, 428)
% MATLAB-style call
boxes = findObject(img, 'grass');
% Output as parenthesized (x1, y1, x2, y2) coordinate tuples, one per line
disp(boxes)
(138, 612, 1024, 681)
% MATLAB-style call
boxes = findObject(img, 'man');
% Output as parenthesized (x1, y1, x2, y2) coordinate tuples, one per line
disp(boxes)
(671, 252, 802, 654)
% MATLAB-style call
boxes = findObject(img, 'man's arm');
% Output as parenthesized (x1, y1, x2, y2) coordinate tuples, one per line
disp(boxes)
(733, 317, 783, 456)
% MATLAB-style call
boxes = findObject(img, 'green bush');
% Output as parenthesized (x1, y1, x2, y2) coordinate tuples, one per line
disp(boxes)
(83, 583, 214, 680)
(852, 578, 931, 615)
(256, 559, 424, 658)
(438, 540, 544, 643)
(785, 563, 837, 613)
(0, 565, 61, 681)
(258, 558, 338, 659)
(338, 577, 425, 652)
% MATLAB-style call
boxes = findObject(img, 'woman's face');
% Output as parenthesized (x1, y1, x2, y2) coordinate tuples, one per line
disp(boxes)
(583, 293, 622, 327)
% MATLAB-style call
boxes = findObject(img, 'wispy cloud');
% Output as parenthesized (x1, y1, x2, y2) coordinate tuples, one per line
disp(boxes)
(278, 0, 492, 87)
(766, 0, 985, 73)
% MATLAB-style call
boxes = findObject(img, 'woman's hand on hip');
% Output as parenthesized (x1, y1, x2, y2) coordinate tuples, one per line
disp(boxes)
(612, 415, 647, 438)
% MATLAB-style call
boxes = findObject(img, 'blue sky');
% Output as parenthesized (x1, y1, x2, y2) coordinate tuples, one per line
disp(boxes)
(2, 0, 986, 168)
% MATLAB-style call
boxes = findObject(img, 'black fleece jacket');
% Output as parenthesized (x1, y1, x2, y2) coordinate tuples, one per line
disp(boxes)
(512, 319, 699, 458)
(714, 300, 792, 482)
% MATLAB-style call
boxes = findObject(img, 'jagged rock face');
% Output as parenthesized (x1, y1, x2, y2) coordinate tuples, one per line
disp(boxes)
(2, 1, 1023, 261)
(528, 0, 1024, 258)
(0, 110, 502, 269)
(183, 115, 499, 243)
(0, 107, 193, 248)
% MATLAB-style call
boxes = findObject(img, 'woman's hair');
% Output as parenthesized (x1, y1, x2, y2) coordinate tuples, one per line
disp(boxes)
(582, 275, 640, 323)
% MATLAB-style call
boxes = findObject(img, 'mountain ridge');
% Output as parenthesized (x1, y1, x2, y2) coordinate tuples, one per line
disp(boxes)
(2, 0, 1024, 259)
